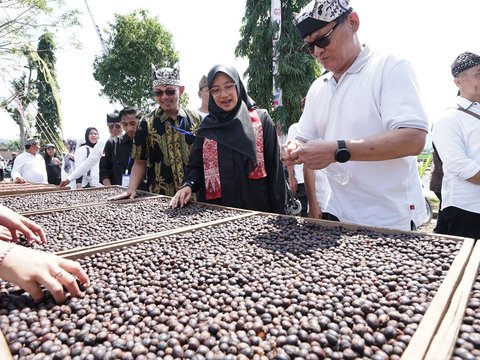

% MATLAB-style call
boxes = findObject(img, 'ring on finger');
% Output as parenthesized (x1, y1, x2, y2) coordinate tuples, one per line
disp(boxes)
(53, 270, 64, 279)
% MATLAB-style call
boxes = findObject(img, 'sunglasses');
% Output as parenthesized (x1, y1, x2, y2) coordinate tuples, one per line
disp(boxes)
(153, 89, 177, 97)
(107, 123, 122, 129)
(305, 22, 340, 54)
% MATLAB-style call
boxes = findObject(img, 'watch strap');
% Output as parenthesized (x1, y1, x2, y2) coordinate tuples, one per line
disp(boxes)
(337, 140, 347, 150)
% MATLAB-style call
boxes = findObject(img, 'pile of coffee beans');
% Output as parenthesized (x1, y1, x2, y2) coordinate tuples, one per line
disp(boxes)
(25, 198, 247, 253)
(0, 215, 461, 359)
(0, 187, 150, 213)
(452, 274, 480, 360)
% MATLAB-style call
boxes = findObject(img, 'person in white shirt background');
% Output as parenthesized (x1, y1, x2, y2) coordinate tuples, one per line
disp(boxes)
(287, 108, 331, 218)
(432, 51, 480, 239)
(196, 75, 209, 120)
(59, 112, 120, 188)
(11, 137, 48, 184)
(72, 127, 102, 188)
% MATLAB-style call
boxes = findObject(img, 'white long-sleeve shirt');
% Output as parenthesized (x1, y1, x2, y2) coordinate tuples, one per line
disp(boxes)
(71, 142, 104, 187)
(67, 139, 106, 184)
(432, 97, 480, 213)
(11, 151, 48, 184)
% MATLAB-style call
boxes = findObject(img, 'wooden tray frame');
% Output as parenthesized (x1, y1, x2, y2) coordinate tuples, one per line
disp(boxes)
(0, 184, 68, 196)
(0, 186, 158, 215)
(424, 240, 480, 360)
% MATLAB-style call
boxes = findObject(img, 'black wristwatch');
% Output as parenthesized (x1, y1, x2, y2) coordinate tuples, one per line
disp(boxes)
(179, 181, 194, 190)
(334, 140, 351, 163)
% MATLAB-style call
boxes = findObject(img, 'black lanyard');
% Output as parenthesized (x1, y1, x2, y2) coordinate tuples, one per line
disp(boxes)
(457, 106, 480, 121)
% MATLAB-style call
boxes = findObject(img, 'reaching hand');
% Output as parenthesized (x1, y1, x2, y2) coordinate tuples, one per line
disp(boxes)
(170, 186, 192, 209)
(108, 189, 137, 201)
(0, 243, 90, 304)
(289, 177, 298, 194)
(14, 176, 26, 184)
(308, 201, 322, 219)
(0, 205, 46, 244)
(58, 179, 71, 188)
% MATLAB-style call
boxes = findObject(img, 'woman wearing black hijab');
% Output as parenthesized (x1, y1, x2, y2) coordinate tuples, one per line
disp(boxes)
(74, 127, 101, 188)
(43, 144, 62, 185)
(170, 65, 285, 213)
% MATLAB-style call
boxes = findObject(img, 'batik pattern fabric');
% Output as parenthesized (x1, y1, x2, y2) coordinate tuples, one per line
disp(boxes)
(132, 106, 200, 196)
(247, 110, 267, 180)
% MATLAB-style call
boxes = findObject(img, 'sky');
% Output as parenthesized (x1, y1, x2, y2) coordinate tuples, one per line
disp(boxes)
(1, 0, 480, 142)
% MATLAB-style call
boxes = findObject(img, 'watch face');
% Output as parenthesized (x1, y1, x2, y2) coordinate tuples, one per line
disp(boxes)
(335, 149, 351, 163)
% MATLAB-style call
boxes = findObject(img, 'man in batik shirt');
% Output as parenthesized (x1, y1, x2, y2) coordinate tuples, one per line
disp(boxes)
(112, 66, 201, 198)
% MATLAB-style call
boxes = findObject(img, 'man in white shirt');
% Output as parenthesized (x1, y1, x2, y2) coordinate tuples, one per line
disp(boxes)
(432, 51, 480, 239)
(281, 0, 428, 231)
(11, 138, 48, 184)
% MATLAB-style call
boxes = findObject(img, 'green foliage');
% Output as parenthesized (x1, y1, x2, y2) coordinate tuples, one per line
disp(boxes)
(7, 139, 20, 152)
(92, 9, 179, 112)
(1, 70, 37, 130)
(34, 32, 63, 149)
(0, 0, 80, 144)
(0, 0, 80, 65)
(236, 0, 320, 133)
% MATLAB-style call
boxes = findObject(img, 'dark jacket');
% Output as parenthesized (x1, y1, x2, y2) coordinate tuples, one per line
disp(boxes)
(100, 134, 146, 190)
(44, 155, 62, 185)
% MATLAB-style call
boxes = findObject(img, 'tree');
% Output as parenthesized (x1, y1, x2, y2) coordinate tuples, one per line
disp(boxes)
(0, 0, 79, 143)
(0, 0, 80, 70)
(93, 9, 180, 112)
(34, 32, 63, 148)
(0, 68, 38, 148)
(236, 0, 320, 133)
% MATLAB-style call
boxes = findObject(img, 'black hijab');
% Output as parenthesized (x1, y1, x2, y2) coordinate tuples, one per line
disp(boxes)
(81, 127, 98, 148)
(196, 65, 258, 169)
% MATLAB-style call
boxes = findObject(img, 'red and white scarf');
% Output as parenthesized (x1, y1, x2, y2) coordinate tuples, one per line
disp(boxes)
(203, 109, 267, 200)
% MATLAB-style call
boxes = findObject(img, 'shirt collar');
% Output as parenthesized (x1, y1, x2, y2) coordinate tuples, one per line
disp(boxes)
(346, 45, 371, 75)
(457, 96, 479, 110)
(119, 133, 132, 144)
(321, 45, 371, 83)
(156, 106, 187, 123)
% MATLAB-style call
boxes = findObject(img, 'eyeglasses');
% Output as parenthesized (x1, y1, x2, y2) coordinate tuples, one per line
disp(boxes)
(107, 123, 122, 129)
(89, 132, 99, 136)
(208, 83, 236, 97)
(153, 89, 177, 97)
(305, 22, 340, 54)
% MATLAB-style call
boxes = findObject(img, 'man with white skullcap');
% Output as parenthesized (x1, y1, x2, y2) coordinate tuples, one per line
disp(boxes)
(281, 0, 429, 231)
(432, 51, 480, 239)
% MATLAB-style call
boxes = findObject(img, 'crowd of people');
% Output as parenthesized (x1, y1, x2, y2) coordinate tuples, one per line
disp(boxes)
(0, 0, 479, 303)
